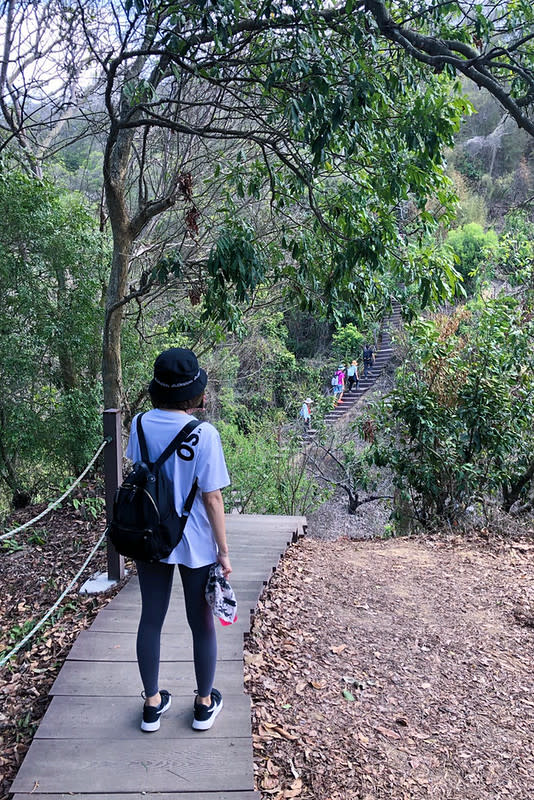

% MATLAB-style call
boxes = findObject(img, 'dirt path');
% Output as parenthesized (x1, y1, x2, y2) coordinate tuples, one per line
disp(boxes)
(244, 534, 534, 799)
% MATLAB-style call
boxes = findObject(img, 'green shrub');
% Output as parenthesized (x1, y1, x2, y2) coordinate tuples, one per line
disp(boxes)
(366, 297, 534, 526)
(218, 420, 327, 515)
(332, 324, 364, 363)
(444, 222, 498, 296)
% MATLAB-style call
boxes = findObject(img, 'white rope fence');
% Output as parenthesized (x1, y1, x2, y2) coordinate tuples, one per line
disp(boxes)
(0, 438, 110, 542)
(0, 529, 107, 668)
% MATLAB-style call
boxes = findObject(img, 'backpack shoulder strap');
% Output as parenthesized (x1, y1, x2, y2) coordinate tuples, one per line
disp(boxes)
(157, 419, 202, 527)
(154, 418, 202, 470)
(181, 476, 199, 521)
(136, 413, 149, 463)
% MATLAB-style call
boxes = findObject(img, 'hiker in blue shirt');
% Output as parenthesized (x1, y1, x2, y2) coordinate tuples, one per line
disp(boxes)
(346, 360, 359, 391)
(299, 397, 313, 429)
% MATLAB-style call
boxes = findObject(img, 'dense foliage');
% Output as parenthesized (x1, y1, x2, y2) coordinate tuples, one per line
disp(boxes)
(0, 172, 108, 507)
(444, 223, 498, 296)
(0, 1, 534, 523)
(365, 298, 534, 525)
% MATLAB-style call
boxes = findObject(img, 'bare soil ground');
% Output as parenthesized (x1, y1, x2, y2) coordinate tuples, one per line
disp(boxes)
(244, 528, 534, 799)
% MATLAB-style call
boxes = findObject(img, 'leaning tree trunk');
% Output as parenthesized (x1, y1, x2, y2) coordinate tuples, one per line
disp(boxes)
(102, 105, 137, 410)
(100, 58, 179, 410)
(102, 226, 133, 410)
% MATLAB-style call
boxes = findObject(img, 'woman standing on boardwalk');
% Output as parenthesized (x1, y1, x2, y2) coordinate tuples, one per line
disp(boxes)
(126, 348, 232, 733)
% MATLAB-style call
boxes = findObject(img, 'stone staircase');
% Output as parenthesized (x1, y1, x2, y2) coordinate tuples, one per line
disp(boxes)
(317, 301, 402, 431)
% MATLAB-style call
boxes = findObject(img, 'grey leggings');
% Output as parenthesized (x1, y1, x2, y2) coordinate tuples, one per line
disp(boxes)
(136, 560, 216, 698)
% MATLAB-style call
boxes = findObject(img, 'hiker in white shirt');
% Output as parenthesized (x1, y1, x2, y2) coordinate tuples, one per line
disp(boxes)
(126, 348, 231, 733)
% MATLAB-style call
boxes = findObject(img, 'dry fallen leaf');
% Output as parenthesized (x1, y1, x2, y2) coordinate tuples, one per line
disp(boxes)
(244, 652, 265, 666)
(284, 777, 303, 797)
(375, 725, 401, 740)
(330, 644, 347, 654)
(266, 759, 279, 776)
(261, 775, 280, 791)
(273, 725, 299, 741)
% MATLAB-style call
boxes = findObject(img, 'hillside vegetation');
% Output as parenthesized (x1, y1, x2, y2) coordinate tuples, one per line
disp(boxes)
(0, 1, 533, 528)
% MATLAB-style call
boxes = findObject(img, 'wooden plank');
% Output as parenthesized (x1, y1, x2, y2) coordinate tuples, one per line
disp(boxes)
(106, 581, 268, 603)
(227, 513, 305, 525)
(13, 793, 260, 800)
(90, 609, 252, 634)
(229, 537, 292, 548)
(102, 592, 260, 611)
(10, 738, 253, 793)
(228, 536, 294, 546)
(66, 631, 243, 662)
(225, 568, 278, 577)
(8, 513, 303, 800)
(118, 576, 270, 592)
(51, 660, 245, 697)
(36, 694, 252, 740)
(227, 534, 290, 545)
(108, 579, 264, 597)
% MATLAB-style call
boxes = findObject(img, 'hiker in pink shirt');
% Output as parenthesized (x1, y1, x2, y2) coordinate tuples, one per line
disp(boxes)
(335, 365, 346, 405)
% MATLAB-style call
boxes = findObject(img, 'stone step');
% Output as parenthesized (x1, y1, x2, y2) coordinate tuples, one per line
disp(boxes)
(320, 303, 402, 426)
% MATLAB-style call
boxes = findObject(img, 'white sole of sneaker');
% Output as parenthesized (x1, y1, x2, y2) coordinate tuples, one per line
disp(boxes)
(192, 697, 223, 731)
(141, 718, 161, 732)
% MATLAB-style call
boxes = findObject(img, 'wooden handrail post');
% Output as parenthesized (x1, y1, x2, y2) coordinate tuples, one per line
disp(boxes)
(103, 408, 124, 582)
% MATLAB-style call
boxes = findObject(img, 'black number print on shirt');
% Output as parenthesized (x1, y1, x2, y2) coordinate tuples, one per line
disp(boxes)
(177, 432, 200, 461)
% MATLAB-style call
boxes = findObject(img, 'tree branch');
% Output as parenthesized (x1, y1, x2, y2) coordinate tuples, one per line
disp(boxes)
(363, 0, 534, 137)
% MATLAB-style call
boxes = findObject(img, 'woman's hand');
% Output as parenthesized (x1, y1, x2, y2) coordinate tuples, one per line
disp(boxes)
(217, 552, 232, 577)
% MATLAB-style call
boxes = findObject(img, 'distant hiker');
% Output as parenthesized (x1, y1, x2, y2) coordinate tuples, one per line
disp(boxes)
(362, 344, 375, 378)
(335, 365, 346, 404)
(299, 397, 313, 429)
(346, 360, 359, 392)
(331, 372, 340, 403)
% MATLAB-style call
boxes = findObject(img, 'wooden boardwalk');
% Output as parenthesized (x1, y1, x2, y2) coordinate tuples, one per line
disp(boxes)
(10, 514, 305, 800)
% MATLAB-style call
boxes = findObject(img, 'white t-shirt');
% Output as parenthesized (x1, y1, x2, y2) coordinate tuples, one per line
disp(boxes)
(125, 409, 230, 568)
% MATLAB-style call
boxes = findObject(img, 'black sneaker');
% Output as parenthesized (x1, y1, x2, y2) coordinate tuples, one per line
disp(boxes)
(192, 688, 223, 731)
(141, 689, 171, 732)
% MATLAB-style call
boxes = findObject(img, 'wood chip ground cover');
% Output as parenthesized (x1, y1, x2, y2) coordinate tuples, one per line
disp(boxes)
(244, 536, 534, 799)
(0, 504, 125, 800)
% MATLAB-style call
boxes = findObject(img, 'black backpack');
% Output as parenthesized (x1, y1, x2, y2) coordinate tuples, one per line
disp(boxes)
(107, 414, 201, 563)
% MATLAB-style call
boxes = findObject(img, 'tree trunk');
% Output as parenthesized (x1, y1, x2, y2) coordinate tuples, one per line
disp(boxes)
(0, 418, 30, 506)
(55, 266, 78, 391)
(501, 460, 534, 512)
(102, 101, 137, 409)
(348, 491, 359, 515)
(393, 487, 412, 534)
(102, 228, 132, 409)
